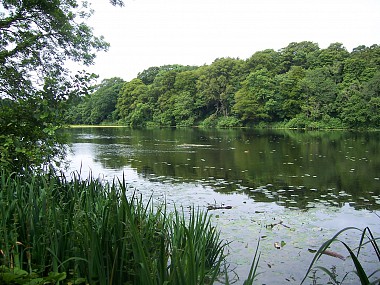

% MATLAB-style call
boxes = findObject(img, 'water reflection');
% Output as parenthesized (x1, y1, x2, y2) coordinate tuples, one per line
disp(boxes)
(65, 127, 380, 210)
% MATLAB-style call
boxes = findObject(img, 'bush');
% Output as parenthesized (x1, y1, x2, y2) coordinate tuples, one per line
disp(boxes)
(199, 114, 218, 128)
(146, 121, 160, 128)
(286, 114, 310, 129)
(176, 117, 195, 127)
(216, 116, 241, 128)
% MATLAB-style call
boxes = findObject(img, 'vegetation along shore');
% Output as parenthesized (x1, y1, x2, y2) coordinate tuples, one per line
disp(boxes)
(65, 42, 380, 131)
(0, 0, 378, 284)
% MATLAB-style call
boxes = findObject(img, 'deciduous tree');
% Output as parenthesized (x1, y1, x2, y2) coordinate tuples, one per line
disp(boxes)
(233, 68, 276, 123)
(116, 78, 150, 127)
(0, 0, 122, 171)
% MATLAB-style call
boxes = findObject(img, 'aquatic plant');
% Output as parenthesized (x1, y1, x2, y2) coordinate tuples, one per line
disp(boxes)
(301, 226, 380, 284)
(0, 170, 230, 284)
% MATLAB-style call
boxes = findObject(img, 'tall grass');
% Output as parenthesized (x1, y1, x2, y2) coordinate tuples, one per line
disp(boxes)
(0, 170, 230, 284)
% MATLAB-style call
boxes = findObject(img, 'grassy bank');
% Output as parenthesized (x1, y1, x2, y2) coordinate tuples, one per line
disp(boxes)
(0, 171, 248, 284)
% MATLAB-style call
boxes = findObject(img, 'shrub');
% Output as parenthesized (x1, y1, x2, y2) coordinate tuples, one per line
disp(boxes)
(216, 116, 241, 128)
(286, 114, 310, 129)
(199, 114, 218, 128)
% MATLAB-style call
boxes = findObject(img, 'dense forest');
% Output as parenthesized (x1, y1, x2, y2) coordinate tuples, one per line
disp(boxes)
(65, 41, 380, 129)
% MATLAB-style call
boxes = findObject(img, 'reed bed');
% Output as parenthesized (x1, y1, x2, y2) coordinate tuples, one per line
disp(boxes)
(3, 168, 378, 285)
(0, 170, 233, 284)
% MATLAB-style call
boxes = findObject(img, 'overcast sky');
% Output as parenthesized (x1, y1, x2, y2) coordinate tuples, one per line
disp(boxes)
(84, 0, 380, 81)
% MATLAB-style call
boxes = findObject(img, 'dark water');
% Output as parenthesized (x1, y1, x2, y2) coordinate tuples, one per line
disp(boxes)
(65, 127, 380, 284)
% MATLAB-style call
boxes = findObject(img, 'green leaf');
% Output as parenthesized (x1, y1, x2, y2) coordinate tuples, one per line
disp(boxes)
(341, 241, 370, 284)
(46, 271, 67, 282)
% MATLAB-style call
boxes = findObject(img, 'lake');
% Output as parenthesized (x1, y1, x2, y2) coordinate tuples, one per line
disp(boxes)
(64, 127, 380, 284)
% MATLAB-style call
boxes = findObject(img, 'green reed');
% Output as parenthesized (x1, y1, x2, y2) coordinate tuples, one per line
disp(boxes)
(301, 226, 380, 285)
(0, 170, 231, 284)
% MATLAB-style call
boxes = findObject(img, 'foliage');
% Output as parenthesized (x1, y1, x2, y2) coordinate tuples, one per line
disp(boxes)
(116, 78, 151, 127)
(65, 77, 125, 124)
(0, 70, 98, 171)
(216, 116, 242, 128)
(0, 0, 122, 171)
(299, 67, 339, 121)
(199, 114, 218, 128)
(0, 266, 66, 285)
(195, 58, 246, 118)
(67, 43, 380, 130)
(0, 170, 231, 284)
(233, 68, 276, 122)
(137, 64, 197, 85)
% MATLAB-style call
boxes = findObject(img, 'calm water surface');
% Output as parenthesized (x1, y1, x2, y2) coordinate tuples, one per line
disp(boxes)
(64, 127, 380, 284)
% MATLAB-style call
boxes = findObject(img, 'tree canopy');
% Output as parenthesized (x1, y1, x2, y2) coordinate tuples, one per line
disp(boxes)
(66, 42, 380, 130)
(0, 0, 123, 171)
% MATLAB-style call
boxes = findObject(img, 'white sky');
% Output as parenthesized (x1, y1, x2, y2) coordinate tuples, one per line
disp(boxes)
(83, 0, 380, 81)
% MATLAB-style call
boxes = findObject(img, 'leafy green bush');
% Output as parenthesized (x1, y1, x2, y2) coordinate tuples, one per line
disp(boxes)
(286, 114, 310, 129)
(146, 121, 161, 128)
(216, 116, 241, 128)
(176, 117, 195, 127)
(199, 114, 218, 128)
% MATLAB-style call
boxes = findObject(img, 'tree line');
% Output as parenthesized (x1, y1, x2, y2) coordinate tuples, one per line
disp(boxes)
(65, 41, 380, 129)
